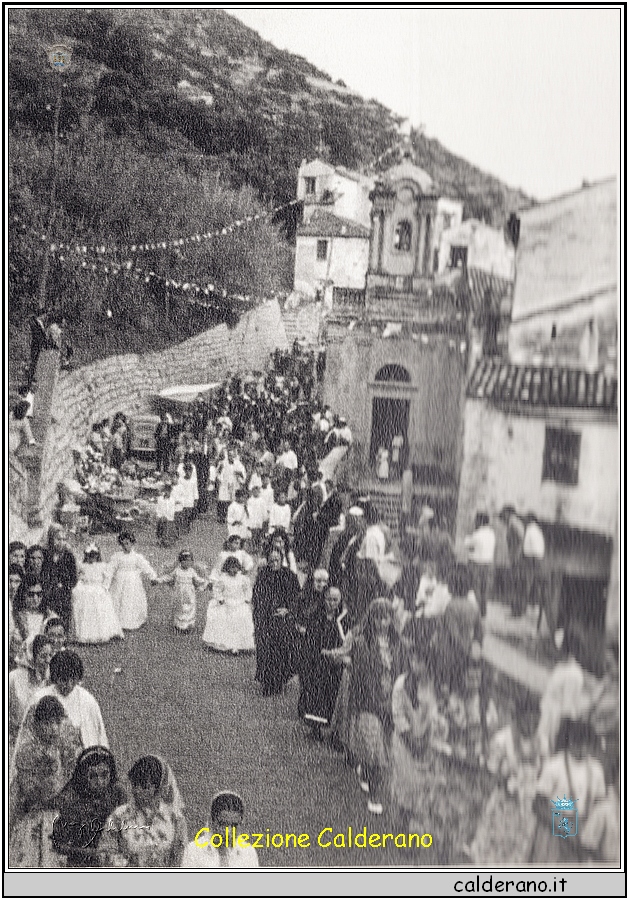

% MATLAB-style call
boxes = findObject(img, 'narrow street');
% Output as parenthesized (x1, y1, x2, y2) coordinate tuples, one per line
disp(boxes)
(72, 510, 421, 868)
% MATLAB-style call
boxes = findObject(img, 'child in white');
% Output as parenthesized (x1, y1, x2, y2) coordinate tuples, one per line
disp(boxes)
(246, 484, 268, 552)
(268, 490, 291, 534)
(259, 474, 275, 520)
(227, 490, 250, 540)
(214, 535, 254, 576)
(154, 549, 209, 632)
(202, 556, 254, 653)
(156, 481, 176, 548)
(176, 460, 198, 532)
(72, 543, 123, 644)
(108, 531, 157, 630)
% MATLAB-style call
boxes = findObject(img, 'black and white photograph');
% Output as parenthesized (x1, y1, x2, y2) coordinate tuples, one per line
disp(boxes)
(6, 5, 623, 892)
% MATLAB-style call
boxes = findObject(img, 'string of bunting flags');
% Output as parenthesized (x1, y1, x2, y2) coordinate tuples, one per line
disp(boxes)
(44, 240, 270, 310)
(15, 197, 303, 257)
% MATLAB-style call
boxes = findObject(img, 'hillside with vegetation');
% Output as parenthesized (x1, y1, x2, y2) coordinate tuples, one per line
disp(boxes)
(8, 8, 529, 376)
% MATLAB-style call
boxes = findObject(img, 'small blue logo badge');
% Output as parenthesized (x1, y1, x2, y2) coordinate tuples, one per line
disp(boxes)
(551, 795, 578, 839)
(48, 44, 72, 73)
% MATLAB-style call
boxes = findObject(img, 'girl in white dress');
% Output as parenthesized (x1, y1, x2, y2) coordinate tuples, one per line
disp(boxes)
(72, 543, 124, 644)
(202, 556, 254, 653)
(108, 531, 157, 631)
(376, 446, 390, 481)
(154, 549, 209, 633)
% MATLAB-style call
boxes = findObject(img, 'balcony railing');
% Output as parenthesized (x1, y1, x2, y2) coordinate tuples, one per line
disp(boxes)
(367, 272, 433, 296)
(364, 271, 464, 324)
(332, 287, 366, 312)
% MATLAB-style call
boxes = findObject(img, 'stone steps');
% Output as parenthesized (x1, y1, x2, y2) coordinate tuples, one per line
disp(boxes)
(362, 487, 402, 534)
(281, 302, 323, 347)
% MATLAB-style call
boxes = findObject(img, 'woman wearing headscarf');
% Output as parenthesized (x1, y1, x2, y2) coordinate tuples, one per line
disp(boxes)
(9, 695, 82, 867)
(348, 597, 401, 815)
(9, 563, 25, 670)
(12, 576, 46, 646)
(52, 746, 127, 867)
(99, 755, 188, 867)
(301, 586, 350, 740)
(8, 634, 54, 762)
(252, 546, 301, 695)
(294, 568, 329, 717)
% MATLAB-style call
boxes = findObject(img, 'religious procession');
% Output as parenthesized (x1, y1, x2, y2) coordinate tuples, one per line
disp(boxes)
(8, 8, 620, 875)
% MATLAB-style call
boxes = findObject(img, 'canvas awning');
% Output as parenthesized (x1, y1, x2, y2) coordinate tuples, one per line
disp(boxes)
(156, 383, 221, 405)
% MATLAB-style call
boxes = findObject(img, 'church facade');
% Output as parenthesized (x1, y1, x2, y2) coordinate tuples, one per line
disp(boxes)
(322, 158, 468, 524)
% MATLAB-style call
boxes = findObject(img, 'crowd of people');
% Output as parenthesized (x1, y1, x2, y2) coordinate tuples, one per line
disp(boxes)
(7, 346, 619, 868)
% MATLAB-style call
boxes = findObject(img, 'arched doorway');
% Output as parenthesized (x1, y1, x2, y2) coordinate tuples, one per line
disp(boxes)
(369, 366, 411, 473)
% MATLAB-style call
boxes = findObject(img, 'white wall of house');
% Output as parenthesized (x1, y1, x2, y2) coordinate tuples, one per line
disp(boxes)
(331, 174, 373, 229)
(293, 234, 369, 300)
(455, 398, 619, 637)
(456, 400, 618, 547)
(436, 197, 464, 253)
(297, 159, 373, 228)
(508, 289, 617, 369)
(439, 219, 514, 277)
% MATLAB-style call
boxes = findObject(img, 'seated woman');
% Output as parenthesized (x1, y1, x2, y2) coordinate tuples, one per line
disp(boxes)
(390, 620, 450, 835)
(52, 746, 127, 867)
(203, 556, 254, 653)
(530, 716, 608, 865)
(9, 695, 81, 868)
(100, 755, 188, 867)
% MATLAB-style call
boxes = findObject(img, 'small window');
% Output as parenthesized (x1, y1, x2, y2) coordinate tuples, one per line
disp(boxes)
(542, 427, 581, 485)
(450, 246, 468, 269)
(316, 239, 328, 261)
(305, 177, 316, 196)
(394, 220, 412, 252)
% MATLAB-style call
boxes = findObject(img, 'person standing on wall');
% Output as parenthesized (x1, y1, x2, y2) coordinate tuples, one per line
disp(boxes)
(464, 512, 496, 618)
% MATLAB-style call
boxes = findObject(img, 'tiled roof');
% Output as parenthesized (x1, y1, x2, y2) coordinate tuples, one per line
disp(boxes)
(511, 179, 617, 323)
(467, 357, 617, 412)
(297, 209, 370, 239)
(467, 268, 513, 315)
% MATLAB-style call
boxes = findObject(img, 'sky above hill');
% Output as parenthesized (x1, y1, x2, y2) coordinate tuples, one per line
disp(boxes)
(227, 7, 622, 201)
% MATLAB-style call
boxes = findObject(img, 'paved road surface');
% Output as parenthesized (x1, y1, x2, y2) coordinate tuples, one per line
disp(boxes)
(72, 509, 423, 868)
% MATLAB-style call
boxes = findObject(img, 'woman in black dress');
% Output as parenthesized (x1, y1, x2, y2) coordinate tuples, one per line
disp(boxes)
(300, 586, 350, 740)
(252, 547, 301, 696)
(42, 525, 77, 635)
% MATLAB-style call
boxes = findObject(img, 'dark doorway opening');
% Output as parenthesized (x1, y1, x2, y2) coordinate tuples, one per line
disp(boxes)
(559, 576, 608, 676)
(370, 397, 410, 465)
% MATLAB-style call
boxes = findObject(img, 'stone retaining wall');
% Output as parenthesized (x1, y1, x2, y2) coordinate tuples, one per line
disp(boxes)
(30, 301, 287, 528)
